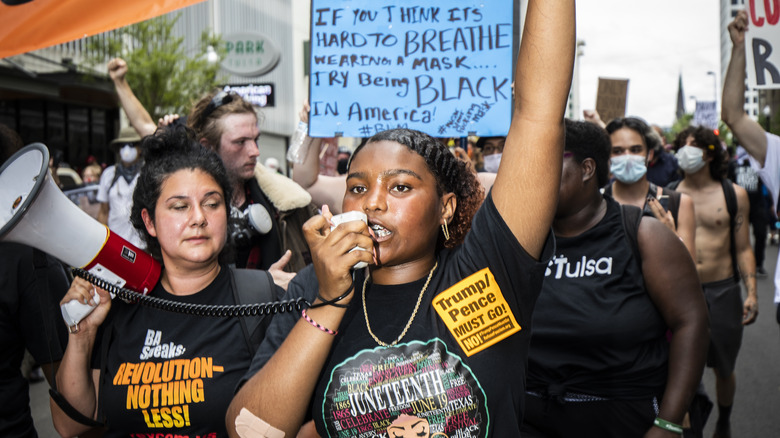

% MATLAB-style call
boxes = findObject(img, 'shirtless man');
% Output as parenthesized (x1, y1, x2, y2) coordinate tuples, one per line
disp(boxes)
(671, 125, 758, 438)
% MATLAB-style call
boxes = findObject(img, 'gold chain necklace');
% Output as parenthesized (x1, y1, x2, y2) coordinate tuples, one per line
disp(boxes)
(362, 261, 438, 347)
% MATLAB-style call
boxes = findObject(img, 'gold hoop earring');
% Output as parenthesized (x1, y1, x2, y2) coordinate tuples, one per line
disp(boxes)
(442, 221, 450, 241)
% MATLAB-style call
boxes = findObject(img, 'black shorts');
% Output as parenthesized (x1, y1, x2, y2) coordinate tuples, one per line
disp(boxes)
(701, 277, 744, 377)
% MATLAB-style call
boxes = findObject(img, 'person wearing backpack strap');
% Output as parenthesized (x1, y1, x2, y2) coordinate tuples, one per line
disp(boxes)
(524, 120, 709, 437)
(51, 127, 285, 438)
(671, 125, 758, 438)
(602, 116, 696, 260)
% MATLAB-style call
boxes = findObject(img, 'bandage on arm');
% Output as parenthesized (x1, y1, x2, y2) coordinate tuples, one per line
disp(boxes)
(235, 408, 286, 438)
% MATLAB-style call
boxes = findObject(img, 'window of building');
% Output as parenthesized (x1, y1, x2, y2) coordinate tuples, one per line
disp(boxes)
(47, 102, 65, 145)
(18, 100, 44, 144)
(0, 100, 16, 132)
(68, 106, 90, 166)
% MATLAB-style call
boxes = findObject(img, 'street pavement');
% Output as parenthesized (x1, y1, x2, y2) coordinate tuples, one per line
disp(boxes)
(28, 243, 780, 437)
(701, 241, 780, 437)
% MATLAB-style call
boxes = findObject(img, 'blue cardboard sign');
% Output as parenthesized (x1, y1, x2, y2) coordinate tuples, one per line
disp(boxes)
(309, 0, 514, 138)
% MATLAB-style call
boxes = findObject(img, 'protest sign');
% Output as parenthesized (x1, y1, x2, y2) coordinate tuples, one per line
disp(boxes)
(308, 0, 515, 138)
(693, 100, 718, 130)
(433, 268, 521, 357)
(595, 78, 629, 124)
(692, 101, 720, 129)
(746, 0, 780, 89)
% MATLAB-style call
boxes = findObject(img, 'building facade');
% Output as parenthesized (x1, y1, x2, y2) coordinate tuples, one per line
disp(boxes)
(0, 0, 310, 173)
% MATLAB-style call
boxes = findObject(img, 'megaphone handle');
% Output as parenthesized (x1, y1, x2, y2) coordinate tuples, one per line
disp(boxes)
(60, 294, 100, 331)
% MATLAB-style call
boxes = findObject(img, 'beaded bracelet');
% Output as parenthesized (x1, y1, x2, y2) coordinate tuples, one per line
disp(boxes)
(309, 283, 354, 309)
(301, 309, 338, 336)
(653, 417, 683, 435)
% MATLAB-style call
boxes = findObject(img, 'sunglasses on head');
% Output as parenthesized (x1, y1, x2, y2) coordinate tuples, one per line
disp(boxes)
(202, 91, 239, 120)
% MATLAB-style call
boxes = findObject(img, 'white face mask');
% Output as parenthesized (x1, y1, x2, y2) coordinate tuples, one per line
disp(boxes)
(610, 154, 647, 184)
(676, 145, 706, 174)
(119, 145, 138, 164)
(483, 153, 502, 173)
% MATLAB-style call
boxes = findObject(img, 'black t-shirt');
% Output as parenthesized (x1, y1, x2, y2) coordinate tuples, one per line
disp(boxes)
(527, 197, 668, 399)
(247, 194, 552, 437)
(0, 243, 70, 438)
(94, 266, 251, 437)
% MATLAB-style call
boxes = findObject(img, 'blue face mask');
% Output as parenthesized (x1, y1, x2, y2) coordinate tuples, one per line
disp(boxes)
(610, 154, 647, 184)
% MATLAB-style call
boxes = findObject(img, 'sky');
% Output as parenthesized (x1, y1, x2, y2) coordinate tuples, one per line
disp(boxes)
(575, 0, 722, 128)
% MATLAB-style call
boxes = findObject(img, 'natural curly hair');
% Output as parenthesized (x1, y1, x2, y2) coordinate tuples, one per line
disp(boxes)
(130, 125, 233, 264)
(349, 128, 485, 250)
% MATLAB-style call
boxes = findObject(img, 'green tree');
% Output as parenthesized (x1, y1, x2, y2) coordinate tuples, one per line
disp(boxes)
(669, 113, 732, 146)
(669, 113, 694, 142)
(88, 14, 224, 120)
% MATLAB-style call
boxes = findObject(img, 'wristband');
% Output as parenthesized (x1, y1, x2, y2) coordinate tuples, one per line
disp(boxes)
(301, 309, 338, 336)
(309, 283, 353, 309)
(653, 417, 683, 435)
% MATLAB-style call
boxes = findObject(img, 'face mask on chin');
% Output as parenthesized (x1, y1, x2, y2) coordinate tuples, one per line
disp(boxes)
(610, 154, 647, 184)
(676, 145, 707, 174)
(483, 153, 502, 173)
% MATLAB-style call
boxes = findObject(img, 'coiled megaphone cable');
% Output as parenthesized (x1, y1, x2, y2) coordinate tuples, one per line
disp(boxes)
(71, 267, 307, 317)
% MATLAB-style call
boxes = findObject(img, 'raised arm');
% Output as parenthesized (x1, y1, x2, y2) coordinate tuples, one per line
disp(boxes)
(583, 109, 606, 129)
(721, 10, 768, 164)
(291, 101, 346, 214)
(492, 0, 576, 259)
(108, 58, 157, 138)
(733, 184, 758, 324)
(638, 217, 709, 437)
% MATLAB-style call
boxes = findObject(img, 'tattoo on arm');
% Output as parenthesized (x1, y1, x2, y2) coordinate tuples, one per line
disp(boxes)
(734, 214, 744, 233)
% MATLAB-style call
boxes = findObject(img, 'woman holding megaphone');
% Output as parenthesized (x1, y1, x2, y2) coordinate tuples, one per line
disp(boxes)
(50, 127, 282, 437)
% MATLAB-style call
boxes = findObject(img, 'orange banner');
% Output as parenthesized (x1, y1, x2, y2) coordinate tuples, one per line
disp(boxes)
(0, 0, 205, 59)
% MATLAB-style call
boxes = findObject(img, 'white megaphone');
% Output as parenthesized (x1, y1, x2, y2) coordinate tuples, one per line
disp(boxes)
(0, 143, 161, 328)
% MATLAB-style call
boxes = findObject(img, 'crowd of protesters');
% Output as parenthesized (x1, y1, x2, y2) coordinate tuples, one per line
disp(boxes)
(5, 5, 780, 438)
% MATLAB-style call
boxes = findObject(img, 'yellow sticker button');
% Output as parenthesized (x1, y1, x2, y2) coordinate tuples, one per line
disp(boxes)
(433, 268, 521, 356)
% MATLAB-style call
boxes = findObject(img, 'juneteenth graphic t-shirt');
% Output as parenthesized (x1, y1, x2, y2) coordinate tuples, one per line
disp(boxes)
(93, 266, 252, 438)
(307, 194, 552, 437)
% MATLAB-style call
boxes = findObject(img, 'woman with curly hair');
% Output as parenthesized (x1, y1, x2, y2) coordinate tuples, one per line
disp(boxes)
(50, 127, 282, 438)
(227, 1, 575, 437)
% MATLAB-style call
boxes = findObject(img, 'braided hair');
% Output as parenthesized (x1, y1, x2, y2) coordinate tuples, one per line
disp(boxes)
(349, 128, 484, 249)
